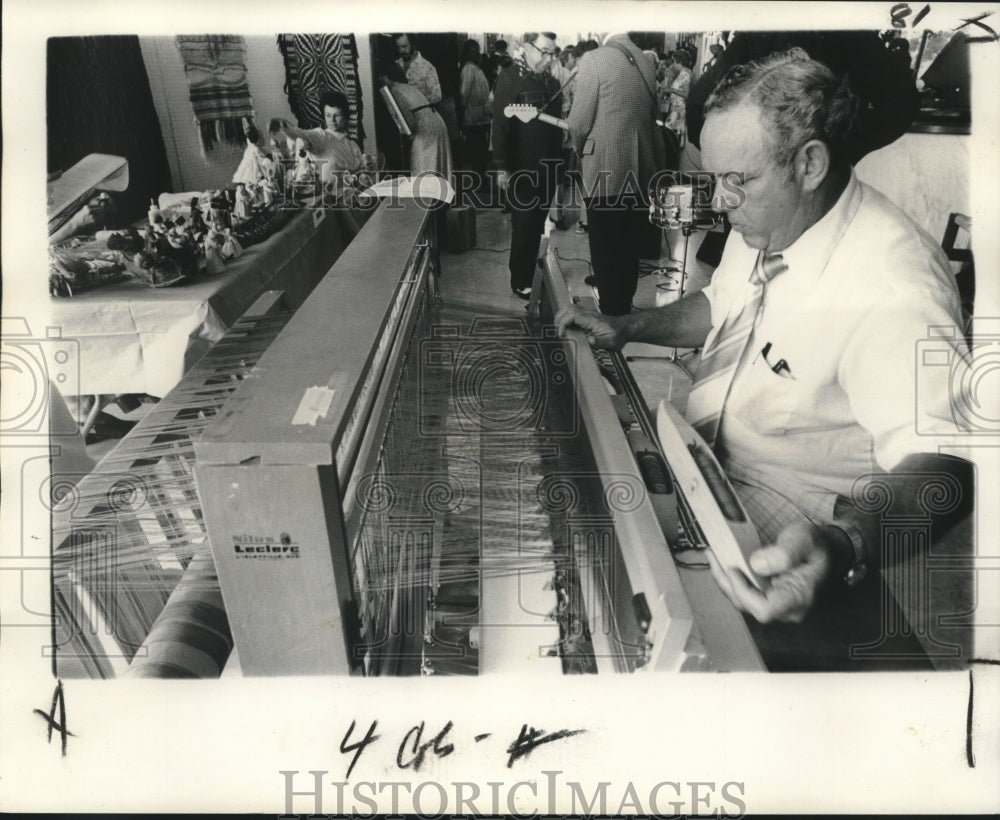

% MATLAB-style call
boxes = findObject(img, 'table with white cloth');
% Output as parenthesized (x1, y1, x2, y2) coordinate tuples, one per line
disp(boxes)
(49, 207, 354, 434)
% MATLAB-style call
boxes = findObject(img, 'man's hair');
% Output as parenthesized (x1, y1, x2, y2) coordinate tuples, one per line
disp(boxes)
(705, 47, 860, 170)
(559, 45, 580, 65)
(319, 91, 350, 117)
(673, 49, 693, 68)
(495, 39, 508, 53)
(460, 39, 480, 65)
(521, 32, 557, 45)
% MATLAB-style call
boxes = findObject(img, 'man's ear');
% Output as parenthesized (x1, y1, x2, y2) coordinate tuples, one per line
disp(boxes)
(795, 139, 831, 192)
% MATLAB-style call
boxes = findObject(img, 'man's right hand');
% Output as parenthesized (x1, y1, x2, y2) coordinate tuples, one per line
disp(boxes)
(555, 305, 627, 351)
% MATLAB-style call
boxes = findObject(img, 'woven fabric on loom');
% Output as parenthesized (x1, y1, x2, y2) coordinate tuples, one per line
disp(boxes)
(277, 34, 365, 145)
(175, 34, 256, 151)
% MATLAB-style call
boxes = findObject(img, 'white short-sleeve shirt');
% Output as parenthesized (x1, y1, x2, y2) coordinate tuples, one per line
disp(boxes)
(697, 171, 965, 497)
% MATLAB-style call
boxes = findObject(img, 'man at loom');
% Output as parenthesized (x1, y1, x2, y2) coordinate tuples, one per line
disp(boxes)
(556, 48, 974, 624)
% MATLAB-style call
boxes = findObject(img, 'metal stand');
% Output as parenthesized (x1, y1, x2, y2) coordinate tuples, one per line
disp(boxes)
(628, 225, 699, 377)
(664, 226, 699, 377)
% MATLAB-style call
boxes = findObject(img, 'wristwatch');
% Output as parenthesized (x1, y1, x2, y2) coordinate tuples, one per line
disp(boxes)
(829, 521, 868, 587)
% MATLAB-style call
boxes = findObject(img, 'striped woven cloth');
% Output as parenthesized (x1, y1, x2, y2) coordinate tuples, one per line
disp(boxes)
(176, 35, 256, 151)
(277, 34, 364, 145)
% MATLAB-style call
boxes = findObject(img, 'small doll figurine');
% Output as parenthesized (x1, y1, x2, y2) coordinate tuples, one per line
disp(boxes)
(203, 226, 225, 274)
(233, 182, 252, 221)
(210, 189, 232, 229)
(166, 216, 191, 250)
(269, 138, 285, 170)
(293, 145, 315, 184)
(221, 227, 243, 260)
(261, 176, 278, 207)
(188, 199, 207, 241)
(147, 197, 161, 225)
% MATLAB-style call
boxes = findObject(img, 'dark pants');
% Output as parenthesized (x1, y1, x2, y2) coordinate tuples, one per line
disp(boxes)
(461, 124, 490, 179)
(585, 198, 651, 315)
(508, 172, 554, 291)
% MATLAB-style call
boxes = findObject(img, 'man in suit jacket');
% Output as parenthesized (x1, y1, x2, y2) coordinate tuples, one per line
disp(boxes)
(567, 32, 666, 315)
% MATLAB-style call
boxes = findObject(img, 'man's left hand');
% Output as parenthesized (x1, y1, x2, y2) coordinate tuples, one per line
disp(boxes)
(706, 522, 847, 623)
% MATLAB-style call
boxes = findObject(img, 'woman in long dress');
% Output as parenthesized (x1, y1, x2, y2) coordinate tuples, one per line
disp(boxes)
(378, 62, 452, 181)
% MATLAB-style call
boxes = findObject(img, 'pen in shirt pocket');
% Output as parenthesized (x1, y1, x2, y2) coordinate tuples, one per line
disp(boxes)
(756, 341, 795, 378)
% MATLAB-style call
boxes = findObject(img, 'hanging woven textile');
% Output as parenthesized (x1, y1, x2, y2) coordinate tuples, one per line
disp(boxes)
(176, 34, 256, 153)
(277, 34, 365, 146)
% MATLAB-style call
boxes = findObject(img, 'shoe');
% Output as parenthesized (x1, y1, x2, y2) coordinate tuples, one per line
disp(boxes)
(512, 286, 531, 300)
(584, 274, 598, 287)
(551, 218, 568, 231)
(575, 222, 588, 234)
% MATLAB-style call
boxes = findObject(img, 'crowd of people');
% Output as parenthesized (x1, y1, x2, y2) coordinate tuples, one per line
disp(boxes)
(262, 31, 973, 632)
(371, 30, 973, 638)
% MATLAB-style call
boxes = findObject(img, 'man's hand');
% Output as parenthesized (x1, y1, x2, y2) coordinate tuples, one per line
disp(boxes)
(555, 305, 627, 351)
(495, 169, 510, 190)
(706, 522, 849, 623)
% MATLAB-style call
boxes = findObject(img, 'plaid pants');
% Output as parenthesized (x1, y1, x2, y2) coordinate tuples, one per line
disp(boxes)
(719, 454, 843, 545)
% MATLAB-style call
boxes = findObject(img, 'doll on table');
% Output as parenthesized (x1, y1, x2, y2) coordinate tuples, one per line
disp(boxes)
(165, 216, 193, 251)
(221, 227, 243, 260)
(188, 197, 208, 241)
(203, 223, 226, 274)
(261, 175, 278, 207)
(233, 182, 252, 222)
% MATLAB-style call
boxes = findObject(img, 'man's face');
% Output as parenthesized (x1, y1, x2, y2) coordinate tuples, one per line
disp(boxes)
(396, 36, 412, 61)
(324, 105, 347, 132)
(523, 35, 557, 73)
(701, 102, 805, 252)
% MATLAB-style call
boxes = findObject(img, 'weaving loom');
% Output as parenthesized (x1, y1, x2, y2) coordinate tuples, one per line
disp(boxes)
(51, 291, 292, 678)
(51, 198, 764, 678)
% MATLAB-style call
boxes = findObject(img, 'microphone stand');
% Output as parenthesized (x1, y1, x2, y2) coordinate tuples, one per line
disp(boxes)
(627, 217, 702, 378)
(663, 222, 700, 376)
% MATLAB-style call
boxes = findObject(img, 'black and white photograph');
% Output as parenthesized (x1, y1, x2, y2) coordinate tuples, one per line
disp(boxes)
(2, 0, 999, 814)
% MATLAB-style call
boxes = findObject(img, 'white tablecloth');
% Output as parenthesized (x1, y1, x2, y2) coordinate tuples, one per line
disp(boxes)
(49, 208, 346, 398)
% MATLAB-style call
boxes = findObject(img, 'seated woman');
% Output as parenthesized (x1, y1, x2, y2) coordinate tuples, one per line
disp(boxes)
(269, 90, 364, 200)
(377, 61, 453, 182)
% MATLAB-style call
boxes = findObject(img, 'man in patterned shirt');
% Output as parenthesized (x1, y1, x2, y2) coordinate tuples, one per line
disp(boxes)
(396, 34, 442, 107)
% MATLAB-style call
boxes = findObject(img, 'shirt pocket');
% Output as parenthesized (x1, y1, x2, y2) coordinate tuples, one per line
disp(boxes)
(730, 352, 803, 437)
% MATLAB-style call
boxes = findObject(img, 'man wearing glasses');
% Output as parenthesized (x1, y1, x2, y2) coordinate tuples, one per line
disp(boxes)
(491, 33, 564, 300)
